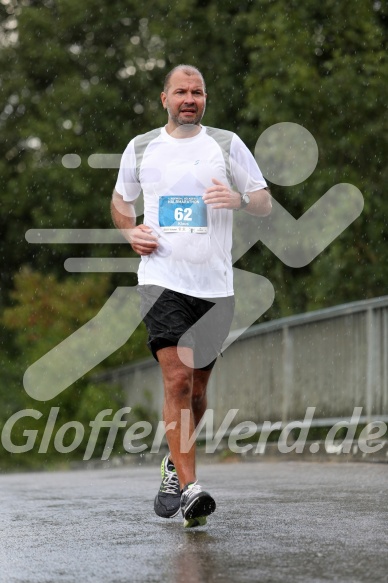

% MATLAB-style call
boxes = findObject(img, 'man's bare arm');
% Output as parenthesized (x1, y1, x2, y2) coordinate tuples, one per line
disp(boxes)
(244, 187, 272, 216)
(111, 189, 158, 255)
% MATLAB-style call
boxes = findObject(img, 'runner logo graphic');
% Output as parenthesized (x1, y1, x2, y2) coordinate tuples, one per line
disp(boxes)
(24, 123, 364, 400)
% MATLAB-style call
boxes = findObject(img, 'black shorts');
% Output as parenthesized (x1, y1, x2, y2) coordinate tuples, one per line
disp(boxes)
(138, 285, 235, 370)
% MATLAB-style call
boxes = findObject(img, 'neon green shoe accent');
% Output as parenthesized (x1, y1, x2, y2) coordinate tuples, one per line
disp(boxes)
(161, 455, 176, 479)
(183, 516, 207, 528)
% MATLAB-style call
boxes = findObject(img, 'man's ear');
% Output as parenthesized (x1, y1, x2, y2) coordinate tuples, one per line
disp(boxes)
(161, 91, 167, 109)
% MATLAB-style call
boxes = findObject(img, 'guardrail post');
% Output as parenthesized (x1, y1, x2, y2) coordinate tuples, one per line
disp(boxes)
(282, 325, 293, 424)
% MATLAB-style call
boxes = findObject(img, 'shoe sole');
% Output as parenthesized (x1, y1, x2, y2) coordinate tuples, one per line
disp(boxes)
(182, 493, 216, 528)
(184, 516, 207, 528)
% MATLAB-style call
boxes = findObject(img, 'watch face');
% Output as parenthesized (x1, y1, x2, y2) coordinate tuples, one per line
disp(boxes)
(240, 193, 250, 208)
(236, 193, 251, 210)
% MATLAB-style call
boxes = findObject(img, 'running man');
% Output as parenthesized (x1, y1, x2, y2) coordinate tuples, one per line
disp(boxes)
(111, 64, 271, 527)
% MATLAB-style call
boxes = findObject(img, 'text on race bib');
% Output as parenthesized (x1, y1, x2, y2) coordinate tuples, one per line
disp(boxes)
(159, 195, 208, 233)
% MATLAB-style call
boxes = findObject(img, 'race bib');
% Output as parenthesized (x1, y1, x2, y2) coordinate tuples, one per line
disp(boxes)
(159, 195, 208, 233)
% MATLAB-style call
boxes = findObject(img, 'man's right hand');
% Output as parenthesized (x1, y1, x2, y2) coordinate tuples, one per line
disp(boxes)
(128, 224, 159, 256)
(111, 190, 158, 256)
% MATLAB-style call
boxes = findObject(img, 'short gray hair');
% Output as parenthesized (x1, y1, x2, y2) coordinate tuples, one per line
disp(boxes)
(163, 65, 206, 92)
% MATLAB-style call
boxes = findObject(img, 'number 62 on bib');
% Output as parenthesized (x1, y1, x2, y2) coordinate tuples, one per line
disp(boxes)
(159, 195, 208, 233)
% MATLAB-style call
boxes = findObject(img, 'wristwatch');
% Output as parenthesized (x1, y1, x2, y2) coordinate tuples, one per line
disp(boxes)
(236, 192, 250, 211)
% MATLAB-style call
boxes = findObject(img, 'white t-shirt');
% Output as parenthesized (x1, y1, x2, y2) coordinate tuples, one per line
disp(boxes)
(115, 125, 267, 298)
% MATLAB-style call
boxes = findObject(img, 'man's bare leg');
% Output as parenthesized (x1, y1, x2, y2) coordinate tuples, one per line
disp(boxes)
(156, 347, 216, 527)
(192, 368, 212, 426)
(157, 346, 196, 489)
(157, 348, 213, 489)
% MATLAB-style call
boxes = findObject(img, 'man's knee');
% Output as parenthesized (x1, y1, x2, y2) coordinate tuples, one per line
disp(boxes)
(192, 387, 206, 405)
(163, 367, 193, 401)
(192, 369, 211, 401)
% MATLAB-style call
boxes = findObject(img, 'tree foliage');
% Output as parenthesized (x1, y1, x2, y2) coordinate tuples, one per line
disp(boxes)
(0, 269, 149, 468)
(0, 0, 387, 466)
(237, 0, 388, 313)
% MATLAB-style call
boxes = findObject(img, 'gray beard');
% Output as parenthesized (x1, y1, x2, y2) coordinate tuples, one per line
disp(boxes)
(167, 105, 205, 127)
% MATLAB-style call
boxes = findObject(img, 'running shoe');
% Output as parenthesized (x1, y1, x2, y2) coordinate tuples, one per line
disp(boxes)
(154, 455, 181, 518)
(180, 481, 216, 528)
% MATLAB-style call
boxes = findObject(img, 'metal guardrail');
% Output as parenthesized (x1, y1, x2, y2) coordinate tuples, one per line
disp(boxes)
(94, 296, 388, 427)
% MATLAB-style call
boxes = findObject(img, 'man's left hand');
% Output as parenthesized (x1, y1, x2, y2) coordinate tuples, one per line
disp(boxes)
(203, 178, 240, 210)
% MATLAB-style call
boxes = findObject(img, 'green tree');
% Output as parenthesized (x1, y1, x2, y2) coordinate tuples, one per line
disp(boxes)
(237, 0, 388, 315)
(0, 0, 169, 297)
(2, 0, 386, 314)
(1, 269, 148, 469)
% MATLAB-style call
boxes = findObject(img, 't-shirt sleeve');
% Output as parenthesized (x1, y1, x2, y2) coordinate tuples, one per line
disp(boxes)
(230, 134, 267, 194)
(114, 140, 142, 202)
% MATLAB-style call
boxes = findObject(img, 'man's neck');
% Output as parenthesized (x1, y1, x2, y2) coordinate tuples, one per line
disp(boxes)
(165, 123, 202, 139)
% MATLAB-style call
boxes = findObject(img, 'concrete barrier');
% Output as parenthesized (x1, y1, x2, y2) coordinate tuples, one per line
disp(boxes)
(93, 296, 388, 427)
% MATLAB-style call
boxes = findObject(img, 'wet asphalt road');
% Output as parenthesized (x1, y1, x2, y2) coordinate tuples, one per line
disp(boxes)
(0, 461, 387, 583)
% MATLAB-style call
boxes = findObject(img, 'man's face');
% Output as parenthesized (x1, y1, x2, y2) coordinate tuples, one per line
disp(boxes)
(161, 71, 207, 128)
